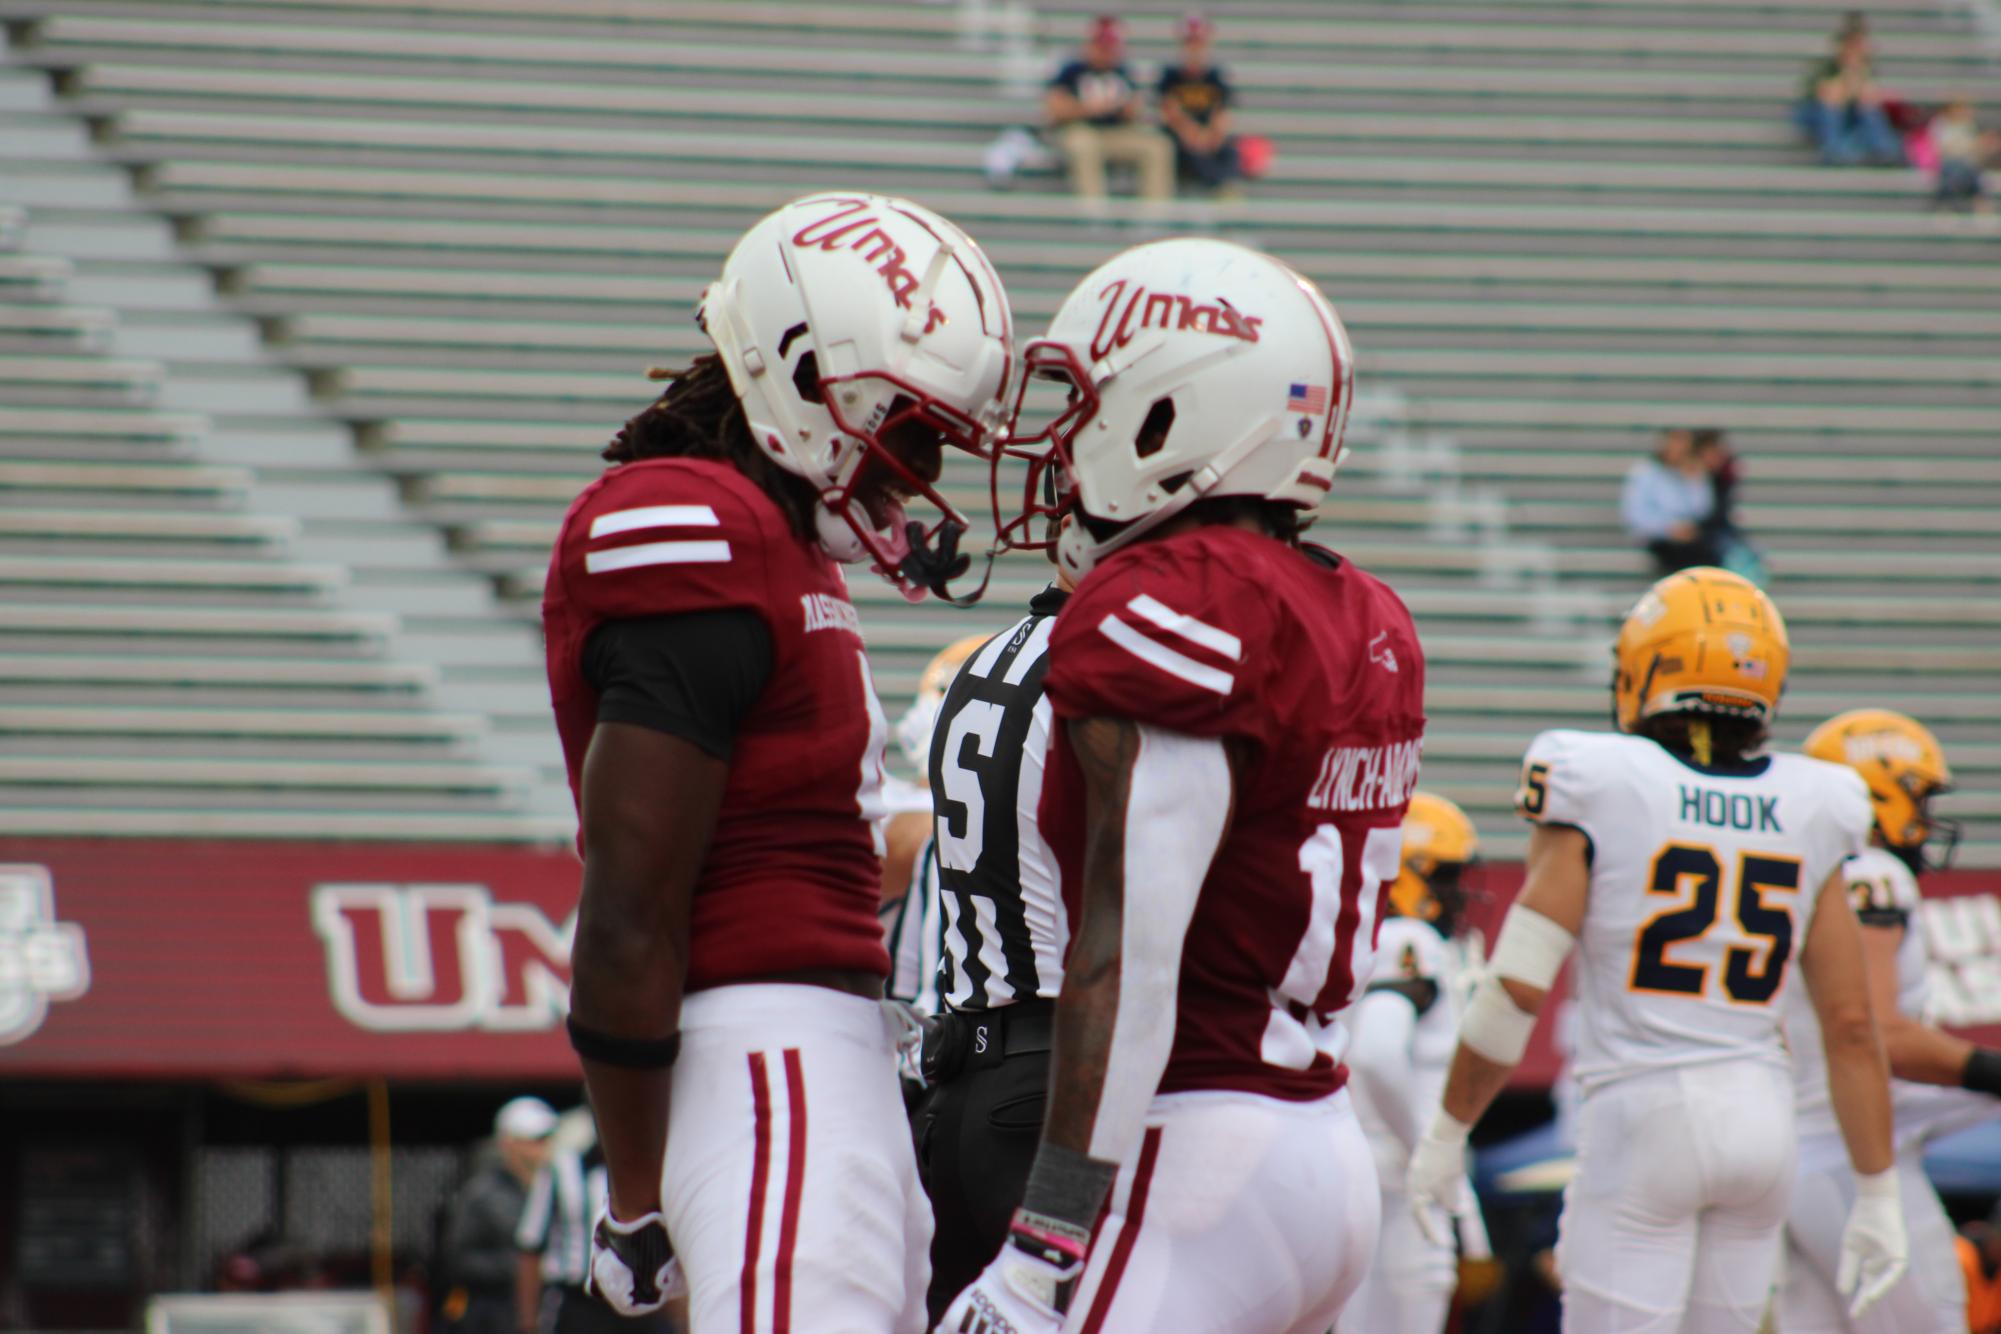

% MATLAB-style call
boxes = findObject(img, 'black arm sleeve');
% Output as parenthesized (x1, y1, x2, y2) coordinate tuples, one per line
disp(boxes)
(582, 610, 772, 761)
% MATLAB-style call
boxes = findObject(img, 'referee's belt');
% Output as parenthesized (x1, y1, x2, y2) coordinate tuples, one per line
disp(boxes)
(923, 999, 1054, 1084)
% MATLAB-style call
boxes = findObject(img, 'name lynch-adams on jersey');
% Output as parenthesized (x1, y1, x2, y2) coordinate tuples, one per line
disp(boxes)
(1308, 739, 1423, 813)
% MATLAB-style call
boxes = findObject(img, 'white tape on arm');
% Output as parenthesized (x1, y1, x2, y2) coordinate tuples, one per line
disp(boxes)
(1458, 906, 1574, 1066)
(1489, 905, 1575, 990)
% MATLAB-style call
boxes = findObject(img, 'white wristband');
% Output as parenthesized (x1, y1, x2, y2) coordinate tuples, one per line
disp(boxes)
(1855, 1167, 1898, 1201)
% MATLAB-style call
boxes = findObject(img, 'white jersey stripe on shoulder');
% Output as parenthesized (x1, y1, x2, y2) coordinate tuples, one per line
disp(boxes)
(589, 504, 720, 538)
(1001, 615, 1057, 686)
(964, 616, 1030, 680)
(1125, 593, 1243, 662)
(585, 540, 731, 573)
(1097, 614, 1234, 696)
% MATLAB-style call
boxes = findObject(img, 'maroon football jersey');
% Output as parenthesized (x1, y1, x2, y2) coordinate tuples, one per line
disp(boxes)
(1040, 525, 1426, 1101)
(543, 458, 891, 992)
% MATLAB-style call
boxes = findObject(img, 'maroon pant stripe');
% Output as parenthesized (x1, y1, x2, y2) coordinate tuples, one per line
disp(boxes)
(771, 1048, 809, 1333)
(741, 1051, 774, 1334)
(1078, 1126, 1164, 1334)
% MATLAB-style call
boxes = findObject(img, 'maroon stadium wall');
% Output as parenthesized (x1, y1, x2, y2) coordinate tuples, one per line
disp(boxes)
(1, 841, 1996, 1085)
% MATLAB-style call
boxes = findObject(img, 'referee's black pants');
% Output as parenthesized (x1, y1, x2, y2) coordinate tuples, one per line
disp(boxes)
(537, 1285, 677, 1334)
(913, 1000, 1053, 1322)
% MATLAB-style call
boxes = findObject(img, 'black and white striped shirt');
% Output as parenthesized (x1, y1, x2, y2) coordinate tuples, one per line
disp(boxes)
(929, 586, 1069, 1012)
(884, 837, 945, 1013)
(514, 1143, 604, 1287)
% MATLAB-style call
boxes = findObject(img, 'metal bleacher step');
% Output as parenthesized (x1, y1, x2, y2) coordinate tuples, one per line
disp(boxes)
(149, 360, 313, 414)
(0, 805, 577, 842)
(0, 599, 391, 645)
(0, 158, 135, 209)
(0, 552, 341, 596)
(202, 417, 353, 468)
(0, 701, 484, 743)
(20, 206, 176, 261)
(0, 67, 48, 112)
(0, 111, 91, 158)
(0, 753, 527, 794)
(0, 457, 249, 501)
(287, 523, 447, 569)
(62, 259, 217, 310)
(0, 253, 72, 301)
(109, 308, 265, 362)
(0, 302, 116, 354)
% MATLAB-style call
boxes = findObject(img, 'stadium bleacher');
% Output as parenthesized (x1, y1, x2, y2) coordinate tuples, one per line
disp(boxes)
(0, 0, 1996, 860)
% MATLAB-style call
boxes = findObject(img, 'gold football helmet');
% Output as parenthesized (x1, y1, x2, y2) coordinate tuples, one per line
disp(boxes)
(894, 633, 989, 773)
(1391, 791, 1480, 932)
(1613, 567, 1789, 735)
(1805, 708, 1959, 871)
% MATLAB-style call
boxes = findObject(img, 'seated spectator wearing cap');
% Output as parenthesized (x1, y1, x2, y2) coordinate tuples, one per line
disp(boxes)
(1045, 15, 1174, 202)
(435, 1098, 556, 1334)
(1158, 14, 1243, 195)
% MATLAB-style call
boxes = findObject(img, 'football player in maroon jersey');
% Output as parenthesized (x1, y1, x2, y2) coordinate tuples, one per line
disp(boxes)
(939, 239, 1425, 1333)
(542, 192, 1013, 1334)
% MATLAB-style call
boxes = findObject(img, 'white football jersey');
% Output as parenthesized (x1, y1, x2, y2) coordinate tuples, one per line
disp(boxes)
(1348, 916, 1461, 1178)
(1787, 846, 1994, 1171)
(1520, 729, 1871, 1093)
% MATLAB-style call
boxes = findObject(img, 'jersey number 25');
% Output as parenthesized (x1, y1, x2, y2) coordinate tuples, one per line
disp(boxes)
(1631, 843, 1801, 1006)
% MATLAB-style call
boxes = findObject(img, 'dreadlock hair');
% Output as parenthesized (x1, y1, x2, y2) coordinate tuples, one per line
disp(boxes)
(604, 354, 820, 543)
(1182, 494, 1314, 543)
(1636, 712, 1768, 768)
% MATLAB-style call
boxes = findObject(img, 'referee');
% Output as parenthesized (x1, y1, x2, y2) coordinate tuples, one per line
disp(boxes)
(514, 1130, 673, 1334)
(911, 570, 1072, 1321)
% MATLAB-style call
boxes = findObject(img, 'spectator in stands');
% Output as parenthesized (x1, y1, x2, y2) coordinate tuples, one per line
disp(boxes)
(1692, 427, 1767, 584)
(1797, 14, 1906, 166)
(1621, 428, 1720, 576)
(436, 1097, 555, 1334)
(1931, 97, 1996, 213)
(1046, 15, 1174, 202)
(1158, 14, 1242, 196)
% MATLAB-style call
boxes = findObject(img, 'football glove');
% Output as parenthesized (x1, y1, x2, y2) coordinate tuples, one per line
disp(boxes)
(1408, 1112, 1473, 1249)
(1837, 1169, 1908, 1319)
(935, 1210, 1086, 1334)
(586, 1206, 687, 1316)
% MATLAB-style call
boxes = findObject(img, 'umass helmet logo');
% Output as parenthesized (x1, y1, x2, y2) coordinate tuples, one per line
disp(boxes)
(311, 884, 572, 1033)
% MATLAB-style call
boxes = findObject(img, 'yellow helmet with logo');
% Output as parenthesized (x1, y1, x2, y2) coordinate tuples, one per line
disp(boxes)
(894, 633, 990, 773)
(1391, 791, 1480, 930)
(1804, 708, 1958, 870)
(1613, 567, 1789, 735)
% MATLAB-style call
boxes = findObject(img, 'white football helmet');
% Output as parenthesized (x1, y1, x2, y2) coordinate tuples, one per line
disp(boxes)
(700, 192, 1015, 600)
(998, 237, 1355, 579)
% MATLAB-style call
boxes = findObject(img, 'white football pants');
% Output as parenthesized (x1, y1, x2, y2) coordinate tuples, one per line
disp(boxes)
(1335, 1184, 1455, 1334)
(664, 984, 930, 1334)
(1777, 1143, 1964, 1333)
(1558, 1060, 1794, 1333)
(1062, 1087, 1381, 1334)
